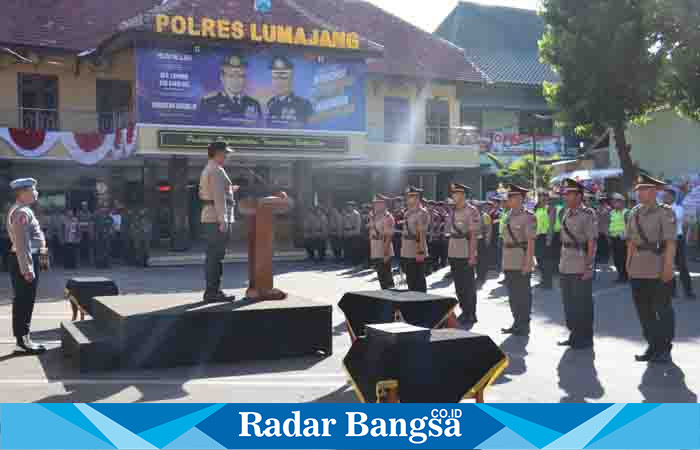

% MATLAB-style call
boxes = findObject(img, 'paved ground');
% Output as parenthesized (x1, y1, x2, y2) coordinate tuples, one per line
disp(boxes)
(0, 260, 698, 403)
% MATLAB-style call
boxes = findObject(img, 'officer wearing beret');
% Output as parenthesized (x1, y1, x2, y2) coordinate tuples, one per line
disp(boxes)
(369, 195, 396, 289)
(501, 184, 536, 336)
(267, 56, 314, 127)
(626, 174, 677, 363)
(446, 183, 481, 324)
(199, 55, 262, 124)
(401, 186, 430, 292)
(7, 178, 49, 354)
(199, 142, 239, 302)
(558, 178, 598, 349)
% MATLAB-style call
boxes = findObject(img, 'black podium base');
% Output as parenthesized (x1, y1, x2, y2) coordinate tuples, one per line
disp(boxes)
(61, 291, 332, 372)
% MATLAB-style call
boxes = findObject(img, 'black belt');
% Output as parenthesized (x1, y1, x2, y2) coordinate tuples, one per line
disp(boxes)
(504, 243, 527, 249)
(563, 243, 586, 250)
(201, 200, 234, 206)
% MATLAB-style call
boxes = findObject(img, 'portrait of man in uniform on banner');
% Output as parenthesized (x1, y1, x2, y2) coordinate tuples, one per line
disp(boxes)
(266, 56, 314, 127)
(198, 54, 263, 125)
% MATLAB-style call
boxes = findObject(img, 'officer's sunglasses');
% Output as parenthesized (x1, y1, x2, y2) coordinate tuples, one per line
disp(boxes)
(271, 70, 291, 80)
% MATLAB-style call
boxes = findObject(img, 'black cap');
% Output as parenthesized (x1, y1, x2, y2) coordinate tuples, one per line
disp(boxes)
(270, 56, 293, 71)
(634, 173, 666, 191)
(506, 183, 529, 196)
(222, 54, 248, 69)
(450, 183, 471, 194)
(405, 186, 424, 196)
(561, 178, 586, 193)
(208, 141, 234, 157)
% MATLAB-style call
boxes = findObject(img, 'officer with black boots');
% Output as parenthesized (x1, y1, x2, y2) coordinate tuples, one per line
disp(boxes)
(199, 142, 239, 302)
(7, 178, 49, 354)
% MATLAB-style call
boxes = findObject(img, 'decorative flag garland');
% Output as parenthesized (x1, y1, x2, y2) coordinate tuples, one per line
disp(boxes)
(0, 125, 138, 165)
(0, 128, 62, 158)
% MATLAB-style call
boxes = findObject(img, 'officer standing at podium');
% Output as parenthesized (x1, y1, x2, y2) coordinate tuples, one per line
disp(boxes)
(501, 184, 535, 336)
(401, 187, 430, 292)
(369, 195, 395, 289)
(626, 174, 677, 363)
(199, 141, 239, 303)
(7, 178, 48, 354)
(446, 183, 481, 324)
(558, 178, 597, 349)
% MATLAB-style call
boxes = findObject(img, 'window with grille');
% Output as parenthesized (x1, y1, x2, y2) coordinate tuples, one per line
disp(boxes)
(426, 98, 450, 145)
(97, 80, 132, 133)
(384, 97, 411, 143)
(18, 74, 59, 130)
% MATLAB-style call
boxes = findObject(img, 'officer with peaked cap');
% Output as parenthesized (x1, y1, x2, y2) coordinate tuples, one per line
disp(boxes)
(267, 56, 314, 126)
(626, 173, 677, 363)
(501, 184, 536, 336)
(7, 178, 49, 354)
(558, 178, 598, 349)
(199, 142, 238, 302)
(401, 186, 430, 292)
(446, 183, 481, 324)
(199, 54, 263, 124)
(369, 195, 396, 289)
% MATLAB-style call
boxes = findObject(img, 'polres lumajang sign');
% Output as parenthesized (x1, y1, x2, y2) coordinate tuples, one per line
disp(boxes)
(154, 14, 361, 50)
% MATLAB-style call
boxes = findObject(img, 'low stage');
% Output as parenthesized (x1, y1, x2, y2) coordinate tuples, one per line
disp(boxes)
(62, 291, 333, 372)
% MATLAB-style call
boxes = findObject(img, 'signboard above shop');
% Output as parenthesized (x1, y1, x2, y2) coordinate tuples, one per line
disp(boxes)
(136, 47, 366, 132)
(158, 130, 349, 153)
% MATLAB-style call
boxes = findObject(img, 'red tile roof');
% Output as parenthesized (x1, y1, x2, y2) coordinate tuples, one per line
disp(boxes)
(1, 0, 484, 82)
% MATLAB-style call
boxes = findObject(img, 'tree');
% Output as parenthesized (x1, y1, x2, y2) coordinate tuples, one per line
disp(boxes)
(655, 0, 700, 121)
(488, 153, 555, 191)
(539, 0, 664, 189)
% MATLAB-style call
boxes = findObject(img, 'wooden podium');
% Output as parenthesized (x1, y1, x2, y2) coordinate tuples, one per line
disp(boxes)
(239, 192, 291, 301)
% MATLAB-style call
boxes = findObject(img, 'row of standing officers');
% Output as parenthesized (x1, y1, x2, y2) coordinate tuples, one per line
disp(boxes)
(335, 175, 682, 365)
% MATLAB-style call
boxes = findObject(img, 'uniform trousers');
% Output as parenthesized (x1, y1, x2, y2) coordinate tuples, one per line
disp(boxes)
(596, 234, 610, 263)
(304, 238, 317, 260)
(8, 254, 39, 338)
(203, 223, 228, 294)
(610, 237, 628, 281)
(672, 236, 694, 296)
(316, 238, 327, 261)
(401, 258, 426, 292)
(450, 258, 477, 321)
(330, 236, 343, 260)
(372, 259, 395, 290)
(560, 274, 594, 347)
(535, 235, 553, 287)
(630, 279, 674, 353)
(63, 242, 80, 269)
(504, 270, 532, 332)
(551, 233, 562, 273)
(476, 239, 489, 282)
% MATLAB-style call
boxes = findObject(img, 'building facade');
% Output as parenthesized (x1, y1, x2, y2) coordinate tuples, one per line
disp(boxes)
(0, 0, 482, 251)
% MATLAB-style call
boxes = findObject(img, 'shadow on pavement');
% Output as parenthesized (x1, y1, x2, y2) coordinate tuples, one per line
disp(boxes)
(557, 348, 604, 403)
(311, 383, 359, 403)
(638, 363, 697, 403)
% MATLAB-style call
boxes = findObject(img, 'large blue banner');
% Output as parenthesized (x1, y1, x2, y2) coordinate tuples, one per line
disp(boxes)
(2, 403, 700, 449)
(136, 47, 366, 132)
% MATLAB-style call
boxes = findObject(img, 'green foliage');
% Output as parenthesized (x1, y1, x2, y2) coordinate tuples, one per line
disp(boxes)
(654, 0, 700, 121)
(539, 0, 664, 131)
(493, 154, 554, 190)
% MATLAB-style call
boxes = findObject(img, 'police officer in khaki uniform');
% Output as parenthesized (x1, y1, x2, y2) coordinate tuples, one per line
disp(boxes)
(369, 195, 396, 289)
(327, 206, 344, 262)
(401, 186, 430, 292)
(558, 178, 598, 349)
(199, 141, 239, 302)
(7, 178, 49, 354)
(626, 174, 677, 363)
(342, 201, 362, 265)
(501, 184, 536, 336)
(446, 184, 481, 324)
(303, 207, 319, 261)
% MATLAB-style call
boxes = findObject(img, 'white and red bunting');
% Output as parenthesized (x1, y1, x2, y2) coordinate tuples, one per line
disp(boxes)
(0, 125, 138, 165)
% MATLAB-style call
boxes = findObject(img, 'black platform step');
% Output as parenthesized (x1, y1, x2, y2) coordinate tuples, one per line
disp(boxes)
(63, 291, 333, 372)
